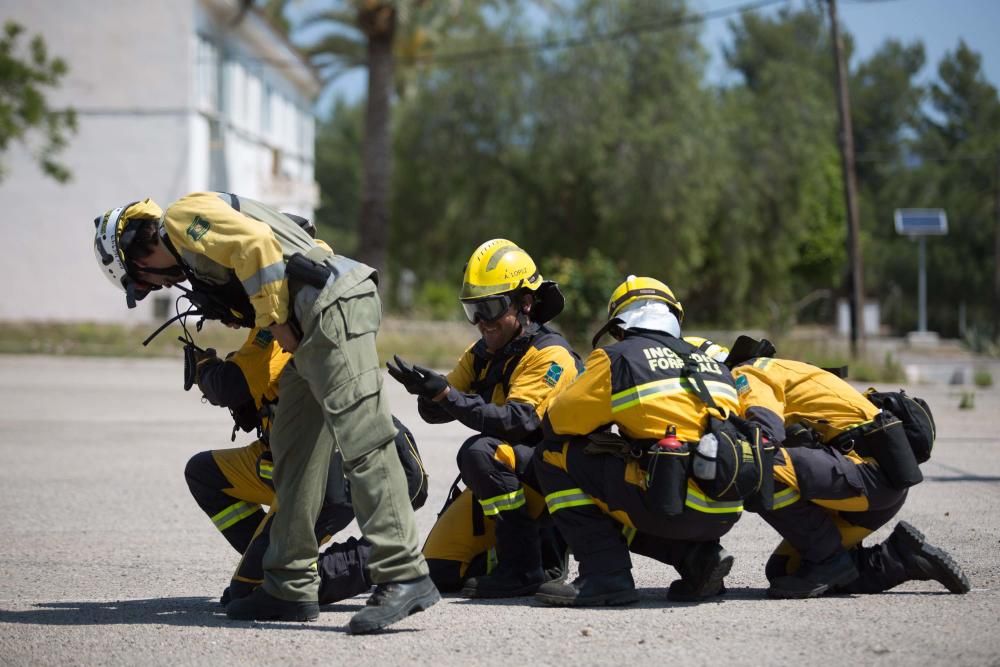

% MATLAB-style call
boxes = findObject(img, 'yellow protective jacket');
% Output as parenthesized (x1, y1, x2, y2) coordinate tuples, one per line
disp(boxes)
(417, 323, 582, 445)
(543, 331, 742, 443)
(731, 357, 879, 444)
(160, 192, 326, 328)
(198, 327, 291, 434)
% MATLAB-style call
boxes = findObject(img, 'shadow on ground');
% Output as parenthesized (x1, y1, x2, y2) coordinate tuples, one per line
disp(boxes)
(0, 597, 368, 631)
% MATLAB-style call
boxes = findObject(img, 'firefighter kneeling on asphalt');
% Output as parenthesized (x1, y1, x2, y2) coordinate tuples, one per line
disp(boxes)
(387, 239, 581, 598)
(533, 276, 770, 606)
(725, 339, 970, 598)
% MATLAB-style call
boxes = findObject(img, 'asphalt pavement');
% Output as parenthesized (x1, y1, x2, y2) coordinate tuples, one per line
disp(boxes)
(1, 354, 998, 666)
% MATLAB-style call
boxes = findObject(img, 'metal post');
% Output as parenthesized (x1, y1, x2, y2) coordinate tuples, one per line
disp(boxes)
(918, 236, 927, 332)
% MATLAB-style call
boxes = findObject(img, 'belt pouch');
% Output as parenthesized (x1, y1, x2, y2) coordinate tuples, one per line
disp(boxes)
(862, 413, 923, 489)
(644, 443, 690, 516)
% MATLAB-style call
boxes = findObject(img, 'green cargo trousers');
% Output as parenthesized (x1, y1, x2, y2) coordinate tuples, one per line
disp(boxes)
(262, 267, 428, 602)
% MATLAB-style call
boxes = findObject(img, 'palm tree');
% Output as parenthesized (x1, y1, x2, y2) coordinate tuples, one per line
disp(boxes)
(239, 1, 497, 278)
(303, 1, 495, 280)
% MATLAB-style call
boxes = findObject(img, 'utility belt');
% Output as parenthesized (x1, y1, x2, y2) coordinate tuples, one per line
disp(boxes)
(582, 417, 775, 516)
(826, 411, 923, 489)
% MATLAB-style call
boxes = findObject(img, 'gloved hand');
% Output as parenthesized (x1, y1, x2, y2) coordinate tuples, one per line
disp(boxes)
(183, 345, 218, 391)
(194, 348, 222, 396)
(386, 354, 449, 399)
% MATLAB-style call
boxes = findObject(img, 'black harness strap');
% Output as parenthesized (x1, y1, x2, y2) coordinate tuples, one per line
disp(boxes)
(632, 330, 726, 418)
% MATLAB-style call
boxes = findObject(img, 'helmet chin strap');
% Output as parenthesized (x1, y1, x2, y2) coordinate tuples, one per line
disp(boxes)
(125, 281, 139, 309)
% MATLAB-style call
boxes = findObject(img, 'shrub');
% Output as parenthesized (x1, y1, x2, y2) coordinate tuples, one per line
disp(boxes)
(974, 369, 993, 388)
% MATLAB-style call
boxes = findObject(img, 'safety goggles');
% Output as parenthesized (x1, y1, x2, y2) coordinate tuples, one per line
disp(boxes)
(462, 294, 514, 324)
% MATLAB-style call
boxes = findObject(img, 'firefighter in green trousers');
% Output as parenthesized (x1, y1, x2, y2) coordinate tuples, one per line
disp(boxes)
(93, 193, 437, 633)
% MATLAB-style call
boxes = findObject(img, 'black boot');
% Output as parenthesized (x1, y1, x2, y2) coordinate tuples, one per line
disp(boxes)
(225, 587, 319, 622)
(220, 577, 257, 607)
(667, 541, 734, 602)
(888, 521, 970, 594)
(348, 575, 440, 634)
(768, 549, 859, 599)
(461, 509, 546, 598)
(535, 570, 639, 607)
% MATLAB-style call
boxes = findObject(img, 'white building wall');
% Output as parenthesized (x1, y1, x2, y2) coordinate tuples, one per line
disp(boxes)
(0, 0, 196, 323)
(0, 0, 319, 323)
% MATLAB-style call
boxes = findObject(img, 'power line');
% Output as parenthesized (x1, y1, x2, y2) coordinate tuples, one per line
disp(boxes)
(408, 0, 791, 66)
(855, 151, 996, 164)
(209, 0, 791, 71)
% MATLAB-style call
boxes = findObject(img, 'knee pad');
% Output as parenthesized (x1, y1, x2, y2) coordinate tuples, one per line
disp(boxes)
(456, 436, 497, 482)
(184, 450, 223, 497)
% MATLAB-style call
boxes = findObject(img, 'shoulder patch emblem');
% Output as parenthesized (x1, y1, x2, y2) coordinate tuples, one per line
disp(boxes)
(544, 362, 563, 387)
(735, 374, 750, 396)
(253, 328, 275, 348)
(186, 216, 211, 241)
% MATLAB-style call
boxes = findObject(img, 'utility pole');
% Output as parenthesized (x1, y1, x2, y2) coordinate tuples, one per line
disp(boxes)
(828, 0, 864, 356)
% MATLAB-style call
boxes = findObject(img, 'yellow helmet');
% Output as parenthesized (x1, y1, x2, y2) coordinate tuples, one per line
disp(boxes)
(591, 275, 684, 348)
(459, 239, 547, 324)
(607, 275, 683, 321)
(460, 239, 543, 301)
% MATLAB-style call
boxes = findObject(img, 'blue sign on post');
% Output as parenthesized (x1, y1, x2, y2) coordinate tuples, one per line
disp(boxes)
(894, 209, 948, 236)
(894, 209, 948, 334)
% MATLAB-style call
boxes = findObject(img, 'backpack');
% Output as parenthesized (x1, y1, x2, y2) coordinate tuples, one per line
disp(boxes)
(864, 389, 936, 463)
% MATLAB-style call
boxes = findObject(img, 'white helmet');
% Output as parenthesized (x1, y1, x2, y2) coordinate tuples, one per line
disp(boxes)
(93, 199, 163, 307)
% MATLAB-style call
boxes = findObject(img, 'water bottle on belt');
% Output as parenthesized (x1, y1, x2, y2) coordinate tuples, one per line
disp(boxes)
(693, 433, 718, 481)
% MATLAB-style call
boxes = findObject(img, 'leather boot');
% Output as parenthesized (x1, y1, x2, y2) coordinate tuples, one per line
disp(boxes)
(461, 508, 546, 598)
(767, 549, 859, 599)
(220, 581, 254, 607)
(667, 541, 734, 602)
(888, 521, 970, 594)
(226, 587, 319, 622)
(348, 574, 440, 634)
(535, 570, 639, 607)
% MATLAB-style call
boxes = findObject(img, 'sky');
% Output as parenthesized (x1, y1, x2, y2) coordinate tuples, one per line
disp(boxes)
(306, 0, 1000, 115)
(699, 0, 1000, 86)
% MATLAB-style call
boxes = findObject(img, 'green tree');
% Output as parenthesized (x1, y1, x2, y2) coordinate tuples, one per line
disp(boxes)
(909, 41, 1000, 336)
(314, 99, 363, 253)
(392, 0, 723, 324)
(0, 21, 76, 183)
(849, 40, 926, 333)
(541, 249, 622, 348)
(298, 1, 498, 279)
(705, 3, 844, 329)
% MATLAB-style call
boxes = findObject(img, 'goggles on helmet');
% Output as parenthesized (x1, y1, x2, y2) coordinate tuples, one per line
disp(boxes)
(462, 294, 514, 324)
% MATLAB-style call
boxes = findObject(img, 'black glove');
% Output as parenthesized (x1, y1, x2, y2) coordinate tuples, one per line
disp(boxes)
(183, 345, 217, 391)
(386, 354, 449, 399)
(193, 348, 222, 398)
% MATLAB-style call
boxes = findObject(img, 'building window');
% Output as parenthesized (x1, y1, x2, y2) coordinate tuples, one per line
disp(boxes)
(272, 147, 282, 177)
(195, 35, 219, 112)
(261, 83, 272, 134)
(153, 294, 172, 321)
